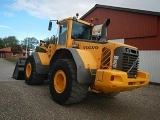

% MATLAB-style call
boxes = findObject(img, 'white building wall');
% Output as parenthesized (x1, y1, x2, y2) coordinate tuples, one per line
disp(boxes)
(108, 39, 124, 43)
(139, 51, 160, 83)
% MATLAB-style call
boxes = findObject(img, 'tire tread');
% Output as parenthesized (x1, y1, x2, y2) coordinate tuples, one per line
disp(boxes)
(24, 55, 45, 85)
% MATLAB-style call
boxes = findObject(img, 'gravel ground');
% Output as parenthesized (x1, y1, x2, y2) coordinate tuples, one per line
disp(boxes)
(0, 58, 160, 120)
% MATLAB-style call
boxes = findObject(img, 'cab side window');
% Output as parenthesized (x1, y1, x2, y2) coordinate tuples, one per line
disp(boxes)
(58, 21, 68, 45)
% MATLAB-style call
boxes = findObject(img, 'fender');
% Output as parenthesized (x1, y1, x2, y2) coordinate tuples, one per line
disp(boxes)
(32, 52, 49, 74)
(71, 48, 97, 84)
(50, 48, 97, 84)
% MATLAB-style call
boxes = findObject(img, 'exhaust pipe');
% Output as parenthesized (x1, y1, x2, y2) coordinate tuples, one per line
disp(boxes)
(99, 18, 110, 42)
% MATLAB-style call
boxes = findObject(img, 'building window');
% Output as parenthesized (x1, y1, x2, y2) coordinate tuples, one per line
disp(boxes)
(12, 53, 17, 56)
(23, 53, 26, 57)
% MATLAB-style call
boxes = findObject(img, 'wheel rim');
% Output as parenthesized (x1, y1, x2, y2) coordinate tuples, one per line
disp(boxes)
(26, 63, 32, 77)
(54, 70, 66, 93)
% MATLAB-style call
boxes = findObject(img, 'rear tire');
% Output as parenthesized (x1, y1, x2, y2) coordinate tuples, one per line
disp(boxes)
(24, 55, 45, 85)
(49, 59, 88, 105)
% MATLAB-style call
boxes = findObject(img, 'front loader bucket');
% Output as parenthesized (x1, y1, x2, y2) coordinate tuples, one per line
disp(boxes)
(12, 58, 26, 80)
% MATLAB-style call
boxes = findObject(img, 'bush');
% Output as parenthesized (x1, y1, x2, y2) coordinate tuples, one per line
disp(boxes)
(5, 58, 18, 63)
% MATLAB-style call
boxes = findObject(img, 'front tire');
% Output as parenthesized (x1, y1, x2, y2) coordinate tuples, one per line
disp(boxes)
(24, 55, 45, 85)
(49, 59, 88, 105)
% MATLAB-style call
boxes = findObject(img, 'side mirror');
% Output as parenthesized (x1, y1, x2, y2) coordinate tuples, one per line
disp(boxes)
(48, 21, 52, 31)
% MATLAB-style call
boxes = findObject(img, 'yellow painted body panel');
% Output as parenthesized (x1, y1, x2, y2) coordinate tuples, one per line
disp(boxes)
(73, 41, 112, 69)
(76, 49, 98, 69)
(37, 52, 50, 65)
(48, 44, 56, 59)
(73, 41, 137, 69)
(91, 69, 149, 93)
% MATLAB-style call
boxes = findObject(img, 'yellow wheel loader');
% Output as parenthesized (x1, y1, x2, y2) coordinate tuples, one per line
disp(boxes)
(13, 15, 149, 105)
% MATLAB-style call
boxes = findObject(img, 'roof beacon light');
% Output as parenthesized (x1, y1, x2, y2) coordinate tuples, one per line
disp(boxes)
(76, 13, 79, 18)
(90, 18, 93, 23)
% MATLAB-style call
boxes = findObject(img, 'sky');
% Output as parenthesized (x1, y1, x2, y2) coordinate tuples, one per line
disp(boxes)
(1, 0, 160, 42)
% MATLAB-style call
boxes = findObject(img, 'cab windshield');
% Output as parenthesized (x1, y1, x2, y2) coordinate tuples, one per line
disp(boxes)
(71, 21, 92, 40)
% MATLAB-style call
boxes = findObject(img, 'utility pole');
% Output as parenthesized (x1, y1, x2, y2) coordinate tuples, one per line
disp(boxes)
(26, 19, 29, 58)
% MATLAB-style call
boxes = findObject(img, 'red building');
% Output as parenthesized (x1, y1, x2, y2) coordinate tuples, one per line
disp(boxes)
(0, 47, 27, 59)
(81, 4, 160, 83)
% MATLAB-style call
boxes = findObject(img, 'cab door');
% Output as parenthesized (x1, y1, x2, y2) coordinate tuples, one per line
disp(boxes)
(56, 21, 68, 49)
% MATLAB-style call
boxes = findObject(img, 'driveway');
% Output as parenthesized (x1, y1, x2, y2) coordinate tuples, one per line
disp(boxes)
(0, 58, 160, 120)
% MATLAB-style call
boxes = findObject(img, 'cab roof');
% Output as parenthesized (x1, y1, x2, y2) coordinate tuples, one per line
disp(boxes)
(58, 17, 94, 26)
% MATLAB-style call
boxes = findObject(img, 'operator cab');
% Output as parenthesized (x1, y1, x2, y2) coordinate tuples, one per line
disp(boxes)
(48, 17, 110, 46)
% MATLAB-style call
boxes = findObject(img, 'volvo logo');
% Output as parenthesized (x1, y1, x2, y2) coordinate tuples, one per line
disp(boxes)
(83, 46, 99, 49)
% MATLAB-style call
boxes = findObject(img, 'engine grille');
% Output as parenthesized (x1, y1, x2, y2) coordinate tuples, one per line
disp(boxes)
(122, 49, 139, 78)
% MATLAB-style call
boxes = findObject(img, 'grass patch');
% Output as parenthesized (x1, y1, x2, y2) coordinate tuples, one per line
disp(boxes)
(5, 58, 18, 63)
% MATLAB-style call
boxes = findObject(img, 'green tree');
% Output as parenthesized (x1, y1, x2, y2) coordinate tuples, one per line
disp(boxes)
(2, 36, 19, 47)
(43, 36, 56, 47)
(11, 45, 22, 54)
(11, 45, 23, 59)
(21, 37, 39, 51)
(0, 38, 4, 49)
(35, 46, 46, 53)
(35, 36, 57, 52)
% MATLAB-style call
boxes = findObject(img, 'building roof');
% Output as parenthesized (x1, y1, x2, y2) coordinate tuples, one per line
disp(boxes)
(0, 47, 26, 53)
(0, 47, 11, 52)
(81, 4, 160, 19)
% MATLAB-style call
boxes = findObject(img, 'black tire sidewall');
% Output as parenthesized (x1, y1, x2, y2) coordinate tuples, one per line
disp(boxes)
(49, 60, 73, 104)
